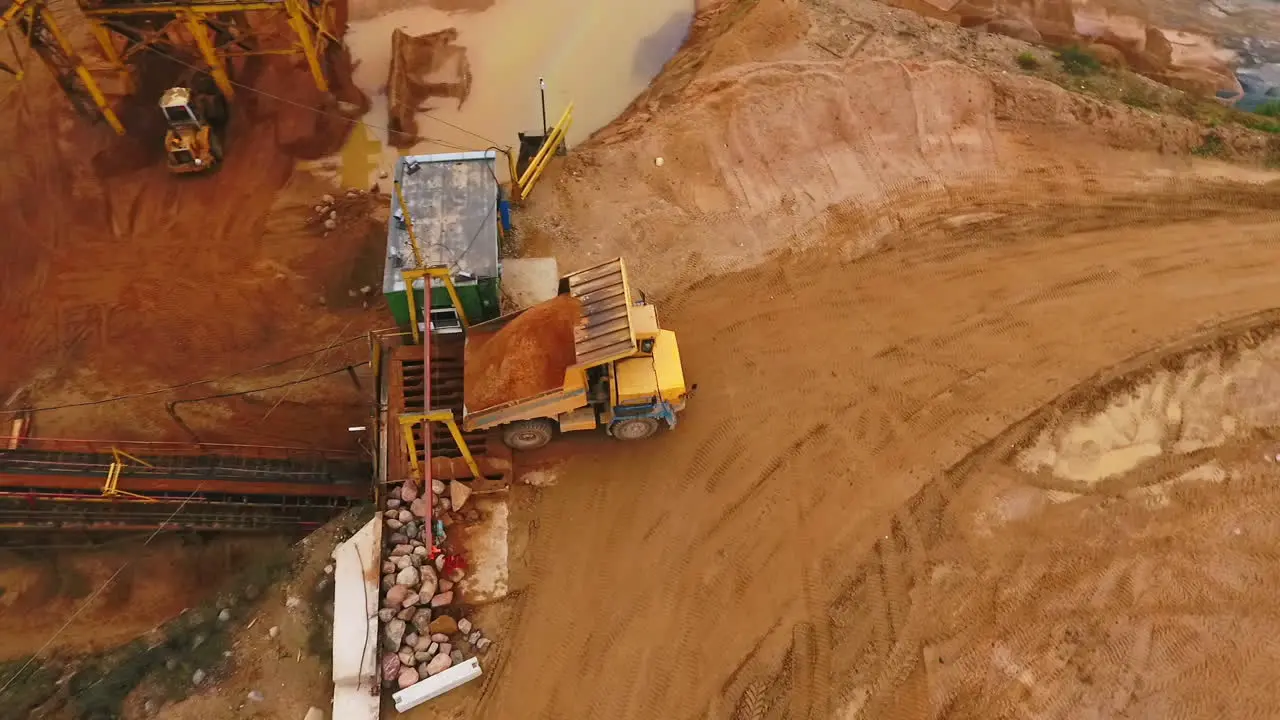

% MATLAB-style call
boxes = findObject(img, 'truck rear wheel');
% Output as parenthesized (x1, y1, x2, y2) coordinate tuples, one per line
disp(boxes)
(502, 419, 554, 450)
(611, 417, 659, 441)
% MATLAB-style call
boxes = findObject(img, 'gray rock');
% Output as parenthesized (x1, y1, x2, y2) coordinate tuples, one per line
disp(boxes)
(304, 708, 326, 720)
(321, 193, 335, 204)
(247, 690, 265, 702)
(412, 545, 429, 557)
(384, 509, 397, 519)
(476, 637, 492, 652)
(191, 633, 206, 650)
(143, 699, 156, 715)
(243, 584, 260, 601)
(430, 633, 449, 643)
(217, 608, 231, 622)
(385, 518, 403, 531)
(393, 556, 412, 570)
(430, 479, 447, 496)
(397, 667, 420, 689)
(411, 612, 433, 634)
(323, 564, 335, 576)
(417, 663, 430, 677)
(414, 634, 434, 650)
(390, 543, 414, 557)
(439, 579, 454, 592)
(435, 555, 447, 571)
(268, 626, 280, 639)
(440, 497, 451, 511)
(398, 509, 414, 524)
(419, 566, 439, 599)
(446, 566, 466, 583)
(323, 218, 337, 231)
(457, 617, 473, 635)
(191, 668, 206, 685)
(165, 658, 178, 671)
(404, 632, 419, 648)
(382, 574, 396, 591)
(401, 592, 421, 608)
(388, 533, 409, 545)
(389, 486, 402, 500)
(400, 480, 419, 502)
(403, 522, 419, 539)
(410, 498, 431, 518)
(381, 560, 396, 575)
(450, 650, 465, 665)
(409, 554, 423, 568)
(378, 608, 396, 623)
(396, 566, 420, 587)
(383, 619, 406, 650)
(410, 539, 425, 548)
(468, 631, 481, 644)
(425, 652, 452, 676)
(427, 641, 439, 655)
(415, 651, 433, 662)
(385, 498, 402, 509)
(438, 642, 451, 656)
(430, 590, 454, 607)
(385, 584, 411, 608)
(396, 606, 418, 622)
(398, 649, 415, 666)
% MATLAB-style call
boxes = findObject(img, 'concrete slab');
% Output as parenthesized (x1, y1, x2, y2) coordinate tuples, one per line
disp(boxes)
(455, 497, 510, 604)
(330, 517, 381, 720)
(501, 257, 560, 310)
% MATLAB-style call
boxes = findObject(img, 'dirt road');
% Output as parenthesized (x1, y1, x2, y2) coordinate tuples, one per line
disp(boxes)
(436, 0, 1280, 715)
(472, 194, 1280, 719)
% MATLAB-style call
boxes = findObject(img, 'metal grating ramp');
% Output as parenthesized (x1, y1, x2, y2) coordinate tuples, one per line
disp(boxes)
(568, 258, 637, 366)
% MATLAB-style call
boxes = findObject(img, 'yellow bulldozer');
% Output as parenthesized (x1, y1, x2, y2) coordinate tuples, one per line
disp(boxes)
(159, 84, 228, 174)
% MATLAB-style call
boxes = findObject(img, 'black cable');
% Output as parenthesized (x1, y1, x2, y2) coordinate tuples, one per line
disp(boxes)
(167, 362, 369, 408)
(1, 335, 371, 416)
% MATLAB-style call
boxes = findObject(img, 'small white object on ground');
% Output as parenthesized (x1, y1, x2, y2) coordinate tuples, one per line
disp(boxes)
(392, 658, 483, 712)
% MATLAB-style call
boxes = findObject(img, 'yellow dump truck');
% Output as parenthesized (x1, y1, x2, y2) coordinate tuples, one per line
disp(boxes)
(461, 258, 689, 450)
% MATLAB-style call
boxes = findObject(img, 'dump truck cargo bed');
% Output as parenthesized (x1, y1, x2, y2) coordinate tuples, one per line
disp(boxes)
(461, 258, 639, 430)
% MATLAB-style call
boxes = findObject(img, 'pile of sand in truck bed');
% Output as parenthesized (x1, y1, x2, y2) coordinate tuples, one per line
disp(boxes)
(464, 295, 583, 411)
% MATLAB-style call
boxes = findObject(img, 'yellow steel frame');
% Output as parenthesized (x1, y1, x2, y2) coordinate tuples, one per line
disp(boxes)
(0, 0, 125, 133)
(104, 448, 158, 502)
(402, 266, 468, 345)
(398, 410, 483, 485)
(515, 101, 574, 201)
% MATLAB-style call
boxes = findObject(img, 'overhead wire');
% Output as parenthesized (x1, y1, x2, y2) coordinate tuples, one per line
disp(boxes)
(0, 332, 374, 416)
(0, 479, 208, 697)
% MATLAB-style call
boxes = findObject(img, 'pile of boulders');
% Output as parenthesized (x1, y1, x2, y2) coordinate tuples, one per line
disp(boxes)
(379, 478, 492, 691)
(311, 189, 369, 234)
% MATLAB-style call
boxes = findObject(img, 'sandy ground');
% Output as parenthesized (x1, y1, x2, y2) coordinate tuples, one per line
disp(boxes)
(4, 0, 1280, 716)
(409, 0, 1280, 718)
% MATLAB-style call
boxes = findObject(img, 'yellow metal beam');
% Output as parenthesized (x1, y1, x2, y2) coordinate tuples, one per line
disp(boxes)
(103, 448, 158, 502)
(393, 179, 424, 268)
(399, 410, 484, 485)
(283, 0, 327, 92)
(402, 266, 469, 345)
(37, 6, 126, 134)
(517, 102, 573, 201)
(82, 2, 281, 16)
(87, 19, 133, 93)
(182, 11, 234, 100)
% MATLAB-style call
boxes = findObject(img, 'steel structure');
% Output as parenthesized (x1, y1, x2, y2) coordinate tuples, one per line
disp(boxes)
(0, 0, 337, 132)
(0, 436, 366, 533)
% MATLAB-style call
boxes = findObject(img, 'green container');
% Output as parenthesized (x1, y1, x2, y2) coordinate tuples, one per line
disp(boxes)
(384, 276, 501, 330)
(381, 150, 503, 332)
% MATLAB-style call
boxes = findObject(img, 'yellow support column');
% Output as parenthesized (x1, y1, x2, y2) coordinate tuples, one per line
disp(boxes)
(285, 0, 328, 93)
(402, 269, 422, 346)
(87, 19, 132, 94)
(182, 11, 234, 100)
(400, 412, 484, 485)
(39, 7, 125, 134)
(400, 417, 422, 482)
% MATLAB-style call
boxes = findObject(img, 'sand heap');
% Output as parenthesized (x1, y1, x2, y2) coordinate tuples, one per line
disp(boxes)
(463, 295, 582, 411)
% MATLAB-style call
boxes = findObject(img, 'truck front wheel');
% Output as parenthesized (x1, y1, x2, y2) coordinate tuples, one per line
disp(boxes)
(502, 419, 555, 450)
(611, 417, 659, 441)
